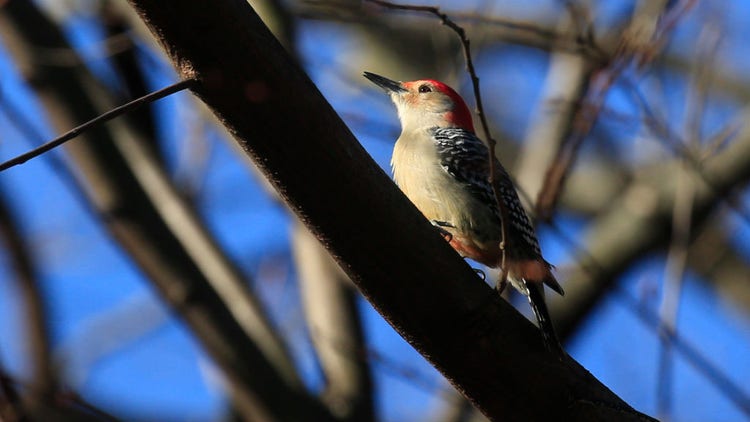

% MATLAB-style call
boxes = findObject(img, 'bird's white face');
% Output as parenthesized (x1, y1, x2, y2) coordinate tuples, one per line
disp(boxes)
(363, 72, 475, 133)
(390, 80, 457, 131)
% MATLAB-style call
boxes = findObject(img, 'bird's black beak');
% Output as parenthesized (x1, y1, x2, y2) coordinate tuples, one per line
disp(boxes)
(363, 71, 407, 93)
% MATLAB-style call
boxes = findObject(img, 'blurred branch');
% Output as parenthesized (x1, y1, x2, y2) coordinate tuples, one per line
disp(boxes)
(300, 2, 609, 60)
(659, 53, 750, 102)
(558, 162, 630, 215)
(126, 0, 655, 419)
(516, 13, 593, 206)
(542, 183, 750, 419)
(0, 359, 24, 422)
(629, 86, 750, 226)
(535, 0, 693, 220)
(612, 287, 750, 418)
(617, 0, 670, 66)
(0, 368, 122, 421)
(100, 1, 161, 161)
(549, 108, 750, 340)
(657, 25, 716, 418)
(250, 0, 298, 54)
(0, 186, 55, 399)
(293, 220, 375, 422)
(687, 221, 750, 309)
(0, 2, 323, 421)
(656, 162, 694, 420)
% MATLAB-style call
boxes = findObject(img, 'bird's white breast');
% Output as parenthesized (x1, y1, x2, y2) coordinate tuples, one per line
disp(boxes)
(391, 129, 500, 243)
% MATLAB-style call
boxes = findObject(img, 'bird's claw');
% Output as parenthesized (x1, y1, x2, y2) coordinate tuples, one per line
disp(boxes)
(495, 274, 508, 294)
(431, 220, 455, 242)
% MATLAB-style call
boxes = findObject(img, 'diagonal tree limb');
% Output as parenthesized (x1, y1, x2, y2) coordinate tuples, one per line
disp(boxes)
(231, 3, 377, 417)
(126, 0, 655, 419)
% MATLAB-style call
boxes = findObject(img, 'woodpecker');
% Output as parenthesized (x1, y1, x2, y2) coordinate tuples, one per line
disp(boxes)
(364, 71, 565, 353)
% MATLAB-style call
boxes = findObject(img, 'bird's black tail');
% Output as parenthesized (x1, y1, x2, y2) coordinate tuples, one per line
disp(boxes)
(525, 281, 564, 356)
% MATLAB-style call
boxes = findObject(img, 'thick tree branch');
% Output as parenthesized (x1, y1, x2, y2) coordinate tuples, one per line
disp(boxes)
(126, 0, 654, 420)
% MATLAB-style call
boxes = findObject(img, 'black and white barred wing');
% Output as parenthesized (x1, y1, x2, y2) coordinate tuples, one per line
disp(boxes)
(431, 127, 542, 259)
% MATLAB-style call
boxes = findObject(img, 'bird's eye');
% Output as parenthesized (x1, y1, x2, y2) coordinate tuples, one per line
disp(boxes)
(418, 84, 432, 93)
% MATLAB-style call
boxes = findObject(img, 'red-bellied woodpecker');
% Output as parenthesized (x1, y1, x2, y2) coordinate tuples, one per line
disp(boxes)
(363, 72, 565, 353)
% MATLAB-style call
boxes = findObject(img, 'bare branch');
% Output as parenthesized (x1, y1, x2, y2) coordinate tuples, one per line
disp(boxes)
(0, 79, 195, 172)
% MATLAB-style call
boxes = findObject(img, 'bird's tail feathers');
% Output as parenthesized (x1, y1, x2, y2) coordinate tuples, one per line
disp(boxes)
(525, 281, 563, 355)
(507, 259, 564, 296)
(505, 260, 565, 355)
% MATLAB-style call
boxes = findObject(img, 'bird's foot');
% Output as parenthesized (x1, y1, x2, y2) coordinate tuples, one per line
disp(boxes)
(495, 275, 508, 294)
(430, 220, 455, 242)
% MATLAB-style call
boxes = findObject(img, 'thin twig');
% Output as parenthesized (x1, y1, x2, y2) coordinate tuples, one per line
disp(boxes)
(0, 78, 197, 172)
(0, 97, 101, 222)
(365, 0, 512, 285)
(299, 4, 609, 61)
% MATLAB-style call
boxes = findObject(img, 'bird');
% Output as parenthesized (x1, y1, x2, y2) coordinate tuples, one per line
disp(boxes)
(363, 71, 565, 353)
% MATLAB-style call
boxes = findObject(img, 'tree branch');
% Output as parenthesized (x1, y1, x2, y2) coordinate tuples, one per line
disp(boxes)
(0, 79, 195, 172)
(126, 0, 655, 419)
